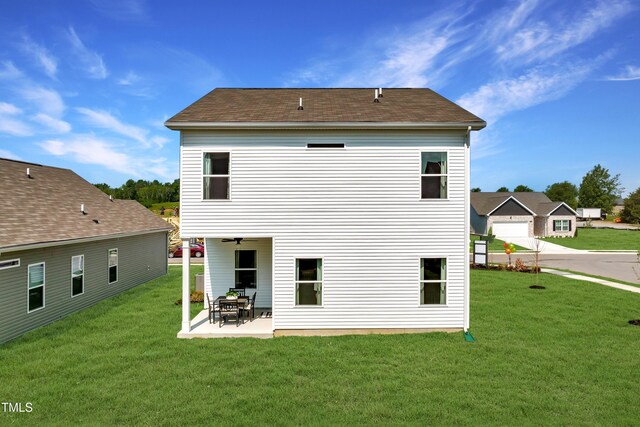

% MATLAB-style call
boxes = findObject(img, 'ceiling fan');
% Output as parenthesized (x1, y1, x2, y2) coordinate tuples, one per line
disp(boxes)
(221, 238, 258, 245)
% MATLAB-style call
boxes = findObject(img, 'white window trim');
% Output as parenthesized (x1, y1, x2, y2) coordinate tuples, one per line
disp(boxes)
(420, 150, 449, 201)
(0, 258, 20, 270)
(234, 249, 258, 290)
(108, 248, 118, 284)
(27, 262, 45, 313)
(201, 151, 232, 202)
(554, 219, 570, 232)
(419, 257, 448, 306)
(294, 257, 324, 308)
(71, 254, 85, 298)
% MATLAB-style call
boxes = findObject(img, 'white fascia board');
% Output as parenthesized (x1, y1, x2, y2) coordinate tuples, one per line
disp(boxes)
(486, 196, 536, 216)
(164, 121, 487, 131)
(0, 229, 170, 255)
(546, 202, 578, 216)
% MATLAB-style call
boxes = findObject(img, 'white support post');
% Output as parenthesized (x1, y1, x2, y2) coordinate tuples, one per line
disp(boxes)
(181, 239, 191, 333)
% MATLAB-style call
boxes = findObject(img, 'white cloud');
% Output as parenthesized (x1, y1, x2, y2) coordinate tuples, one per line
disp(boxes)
(39, 135, 133, 174)
(456, 64, 594, 125)
(66, 27, 108, 79)
(495, 0, 633, 63)
(20, 35, 58, 79)
(0, 149, 22, 160)
(76, 107, 166, 147)
(32, 113, 72, 134)
(605, 65, 640, 81)
(0, 102, 33, 136)
(0, 61, 22, 80)
(117, 70, 141, 86)
(19, 86, 65, 117)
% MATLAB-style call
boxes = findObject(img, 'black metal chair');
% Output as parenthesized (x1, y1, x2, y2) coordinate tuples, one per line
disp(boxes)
(205, 294, 219, 324)
(241, 292, 257, 322)
(218, 299, 241, 327)
(228, 288, 246, 297)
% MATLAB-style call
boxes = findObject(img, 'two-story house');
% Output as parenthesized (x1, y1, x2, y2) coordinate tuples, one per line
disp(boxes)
(165, 88, 485, 337)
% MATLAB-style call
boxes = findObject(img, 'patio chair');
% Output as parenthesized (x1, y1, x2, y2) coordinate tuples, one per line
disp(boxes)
(218, 299, 241, 327)
(205, 294, 219, 324)
(241, 292, 257, 322)
(228, 288, 246, 297)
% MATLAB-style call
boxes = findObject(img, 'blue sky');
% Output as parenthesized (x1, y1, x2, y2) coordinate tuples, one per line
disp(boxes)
(0, 0, 638, 194)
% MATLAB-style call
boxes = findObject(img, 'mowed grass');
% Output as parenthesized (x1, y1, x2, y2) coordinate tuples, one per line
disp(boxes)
(1, 267, 639, 425)
(470, 235, 527, 252)
(541, 227, 640, 250)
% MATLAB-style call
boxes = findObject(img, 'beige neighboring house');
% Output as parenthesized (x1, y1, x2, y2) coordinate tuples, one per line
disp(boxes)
(471, 192, 577, 239)
(0, 158, 172, 344)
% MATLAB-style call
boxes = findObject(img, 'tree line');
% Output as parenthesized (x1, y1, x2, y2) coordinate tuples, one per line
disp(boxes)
(472, 164, 640, 223)
(94, 179, 180, 207)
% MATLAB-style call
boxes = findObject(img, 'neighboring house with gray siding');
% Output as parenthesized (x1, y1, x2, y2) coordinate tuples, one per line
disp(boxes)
(0, 159, 172, 344)
(165, 88, 486, 337)
(470, 192, 577, 239)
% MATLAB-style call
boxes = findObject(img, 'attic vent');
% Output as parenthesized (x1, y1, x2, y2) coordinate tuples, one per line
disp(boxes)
(374, 89, 380, 103)
(297, 97, 303, 111)
(307, 143, 345, 149)
(93, 219, 100, 224)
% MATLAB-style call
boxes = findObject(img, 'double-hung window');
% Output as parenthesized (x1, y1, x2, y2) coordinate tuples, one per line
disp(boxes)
(420, 258, 446, 305)
(295, 258, 323, 305)
(108, 249, 118, 284)
(421, 152, 447, 199)
(553, 219, 570, 232)
(71, 255, 84, 296)
(235, 250, 257, 289)
(203, 153, 230, 199)
(28, 262, 45, 312)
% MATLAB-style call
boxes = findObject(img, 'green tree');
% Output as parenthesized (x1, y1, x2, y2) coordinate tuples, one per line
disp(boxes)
(471, 187, 481, 192)
(620, 187, 640, 224)
(545, 181, 578, 209)
(496, 186, 509, 192)
(513, 185, 533, 192)
(578, 165, 623, 213)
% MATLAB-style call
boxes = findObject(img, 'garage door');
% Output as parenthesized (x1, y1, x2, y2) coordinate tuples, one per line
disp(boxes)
(492, 222, 529, 238)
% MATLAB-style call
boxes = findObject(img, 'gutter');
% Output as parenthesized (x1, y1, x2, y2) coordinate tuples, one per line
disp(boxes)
(164, 121, 487, 131)
(0, 228, 171, 255)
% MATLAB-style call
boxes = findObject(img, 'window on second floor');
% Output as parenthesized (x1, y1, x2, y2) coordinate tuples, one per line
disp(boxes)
(421, 152, 448, 199)
(203, 152, 230, 200)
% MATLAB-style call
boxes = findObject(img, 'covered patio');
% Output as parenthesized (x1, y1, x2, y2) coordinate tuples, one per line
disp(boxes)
(178, 308, 274, 339)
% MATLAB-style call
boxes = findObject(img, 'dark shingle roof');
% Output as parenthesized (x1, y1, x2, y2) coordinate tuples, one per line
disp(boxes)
(0, 159, 172, 250)
(470, 192, 570, 216)
(165, 88, 486, 128)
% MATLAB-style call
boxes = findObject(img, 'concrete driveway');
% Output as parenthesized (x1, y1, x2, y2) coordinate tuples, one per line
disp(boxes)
(490, 252, 639, 284)
(495, 236, 585, 254)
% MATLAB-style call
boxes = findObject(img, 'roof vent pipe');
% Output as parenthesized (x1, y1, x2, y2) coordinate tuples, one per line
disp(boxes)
(109, 195, 113, 201)
(374, 89, 380, 103)
(297, 97, 303, 111)
(81, 204, 86, 215)
(26, 167, 31, 178)
(379, 87, 383, 98)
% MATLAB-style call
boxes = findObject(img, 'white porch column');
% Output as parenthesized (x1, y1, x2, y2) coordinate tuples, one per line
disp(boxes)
(181, 239, 191, 332)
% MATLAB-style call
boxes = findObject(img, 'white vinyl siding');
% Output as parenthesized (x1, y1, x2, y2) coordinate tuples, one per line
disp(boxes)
(183, 130, 468, 330)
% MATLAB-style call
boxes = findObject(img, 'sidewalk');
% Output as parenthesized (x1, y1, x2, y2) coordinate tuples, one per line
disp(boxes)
(497, 236, 586, 254)
(542, 268, 640, 294)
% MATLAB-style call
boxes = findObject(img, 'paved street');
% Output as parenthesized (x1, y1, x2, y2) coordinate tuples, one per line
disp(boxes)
(168, 257, 204, 265)
(489, 252, 639, 284)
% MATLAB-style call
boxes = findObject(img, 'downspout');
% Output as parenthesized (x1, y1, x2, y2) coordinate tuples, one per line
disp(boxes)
(464, 126, 471, 334)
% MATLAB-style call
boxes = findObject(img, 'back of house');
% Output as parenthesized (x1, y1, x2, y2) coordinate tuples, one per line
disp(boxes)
(166, 88, 485, 336)
(0, 159, 172, 344)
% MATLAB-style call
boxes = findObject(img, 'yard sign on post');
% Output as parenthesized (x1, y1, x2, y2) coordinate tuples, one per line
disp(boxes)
(473, 240, 488, 266)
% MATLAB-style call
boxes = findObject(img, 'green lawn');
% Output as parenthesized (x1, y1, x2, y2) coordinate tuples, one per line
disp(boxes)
(541, 227, 640, 250)
(1, 267, 639, 425)
(470, 235, 527, 252)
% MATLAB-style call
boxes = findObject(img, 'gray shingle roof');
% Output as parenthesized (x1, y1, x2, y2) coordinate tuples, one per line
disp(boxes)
(470, 192, 566, 216)
(165, 88, 486, 128)
(0, 159, 172, 250)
